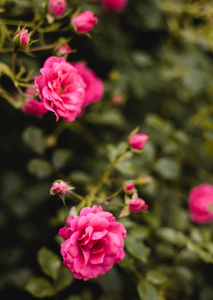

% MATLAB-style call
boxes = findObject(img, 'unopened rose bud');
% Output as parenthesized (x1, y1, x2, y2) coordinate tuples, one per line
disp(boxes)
(111, 94, 124, 105)
(50, 180, 68, 195)
(135, 176, 153, 186)
(71, 11, 98, 34)
(129, 197, 148, 214)
(129, 133, 149, 152)
(48, 0, 67, 17)
(50, 180, 74, 206)
(123, 182, 135, 194)
(13, 29, 30, 47)
(54, 44, 71, 59)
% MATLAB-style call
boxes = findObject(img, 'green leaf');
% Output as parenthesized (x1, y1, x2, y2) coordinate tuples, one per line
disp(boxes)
(25, 277, 55, 298)
(22, 126, 46, 155)
(156, 227, 188, 246)
(38, 247, 61, 280)
(154, 157, 181, 180)
(0, 62, 17, 86)
(125, 236, 150, 263)
(27, 158, 53, 179)
(146, 269, 168, 285)
(52, 148, 72, 169)
(137, 280, 158, 300)
(56, 266, 73, 292)
(187, 242, 213, 263)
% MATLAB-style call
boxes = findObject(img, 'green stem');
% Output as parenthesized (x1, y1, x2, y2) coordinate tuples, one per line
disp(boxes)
(128, 260, 144, 281)
(90, 147, 129, 199)
(104, 186, 124, 202)
(67, 190, 85, 202)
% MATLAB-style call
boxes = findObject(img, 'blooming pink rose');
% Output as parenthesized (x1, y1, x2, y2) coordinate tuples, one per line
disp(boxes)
(13, 29, 30, 47)
(22, 85, 48, 117)
(100, 0, 128, 13)
(71, 11, 98, 34)
(59, 205, 126, 280)
(34, 56, 86, 122)
(129, 133, 149, 151)
(50, 181, 68, 195)
(55, 44, 71, 59)
(188, 183, 213, 224)
(129, 197, 148, 214)
(48, 0, 67, 17)
(72, 62, 104, 108)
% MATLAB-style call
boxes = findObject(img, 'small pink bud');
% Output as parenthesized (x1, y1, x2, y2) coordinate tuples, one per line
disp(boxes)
(129, 197, 148, 214)
(55, 44, 71, 59)
(13, 29, 30, 47)
(71, 11, 98, 34)
(48, 0, 67, 17)
(124, 182, 135, 194)
(111, 94, 124, 104)
(129, 133, 149, 152)
(135, 176, 152, 186)
(51, 181, 68, 195)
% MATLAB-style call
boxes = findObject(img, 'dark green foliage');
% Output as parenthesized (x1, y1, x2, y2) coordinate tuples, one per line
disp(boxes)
(1, 0, 213, 300)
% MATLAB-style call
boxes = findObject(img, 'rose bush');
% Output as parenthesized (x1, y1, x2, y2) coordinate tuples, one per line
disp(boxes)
(59, 205, 126, 280)
(1, 0, 213, 299)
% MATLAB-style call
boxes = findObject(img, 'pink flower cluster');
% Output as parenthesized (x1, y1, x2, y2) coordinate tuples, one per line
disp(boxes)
(188, 183, 213, 224)
(34, 56, 103, 121)
(59, 205, 126, 280)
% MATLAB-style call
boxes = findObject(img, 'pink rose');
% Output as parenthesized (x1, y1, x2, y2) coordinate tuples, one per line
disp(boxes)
(34, 56, 86, 122)
(100, 0, 128, 13)
(55, 44, 71, 59)
(71, 11, 98, 34)
(188, 183, 213, 224)
(72, 62, 104, 108)
(59, 205, 126, 280)
(50, 181, 68, 195)
(124, 182, 135, 194)
(22, 85, 48, 117)
(48, 0, 67, 17)
(129, 133, 149, 151)
(13, 29, 30, 47)
(129, 197, 148, 214)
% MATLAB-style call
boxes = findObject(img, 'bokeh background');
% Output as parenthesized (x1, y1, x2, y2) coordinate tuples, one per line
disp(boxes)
(1, 0, 213, 299)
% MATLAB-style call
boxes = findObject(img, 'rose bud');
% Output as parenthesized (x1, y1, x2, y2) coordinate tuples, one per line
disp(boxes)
(48, 0, 67, 17)
(129, 197, 148, 214)
(13, 29, 30, 47)
(71, 11, 98, 34)
(129, 133, 149, 152)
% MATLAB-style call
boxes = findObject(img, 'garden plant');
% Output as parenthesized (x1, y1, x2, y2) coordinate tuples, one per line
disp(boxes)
(1, 0, 213, 299)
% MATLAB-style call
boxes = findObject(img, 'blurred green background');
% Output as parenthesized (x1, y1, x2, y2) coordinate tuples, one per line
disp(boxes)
(1, 0, 213, 299)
